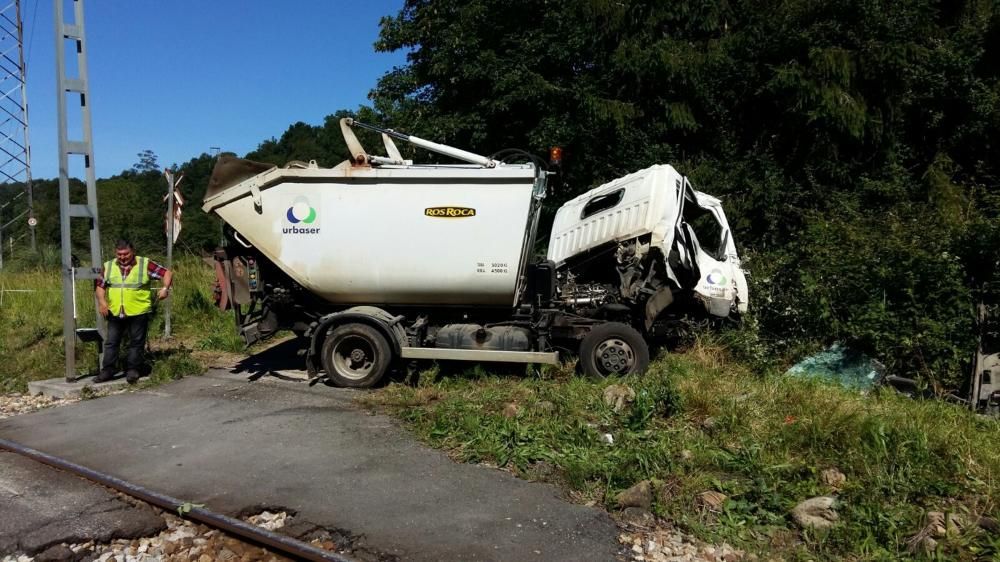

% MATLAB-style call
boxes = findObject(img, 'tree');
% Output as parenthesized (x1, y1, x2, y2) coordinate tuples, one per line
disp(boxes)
(132, 149, 160, 174)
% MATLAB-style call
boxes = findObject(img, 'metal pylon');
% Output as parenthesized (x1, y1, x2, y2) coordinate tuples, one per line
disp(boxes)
(55, 0, 103, 382)
(0, 0, 35, 268)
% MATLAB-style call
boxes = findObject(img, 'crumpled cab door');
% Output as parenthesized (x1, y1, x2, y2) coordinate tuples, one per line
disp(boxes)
(683, 189, 749, 317)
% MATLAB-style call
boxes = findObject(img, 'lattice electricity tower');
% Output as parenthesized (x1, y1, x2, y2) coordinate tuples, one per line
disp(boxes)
(0, 0, 35, 265)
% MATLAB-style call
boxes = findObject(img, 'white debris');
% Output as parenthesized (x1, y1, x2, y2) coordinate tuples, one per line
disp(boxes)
(617, 516, 748, 562)
(246, 510, 290, 531)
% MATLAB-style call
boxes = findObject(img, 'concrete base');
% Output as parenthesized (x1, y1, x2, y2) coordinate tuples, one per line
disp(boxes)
(27, 375, 129, 399)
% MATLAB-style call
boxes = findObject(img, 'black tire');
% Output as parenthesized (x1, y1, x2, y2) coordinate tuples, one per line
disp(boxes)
(578, 322, 650, 378)
(320, 323, 393, 388)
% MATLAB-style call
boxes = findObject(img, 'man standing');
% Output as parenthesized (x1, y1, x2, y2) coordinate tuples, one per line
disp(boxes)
(94, 239, 173, 384)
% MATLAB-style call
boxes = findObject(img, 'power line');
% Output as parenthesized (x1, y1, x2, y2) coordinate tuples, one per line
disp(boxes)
(24, 0, 36, 66)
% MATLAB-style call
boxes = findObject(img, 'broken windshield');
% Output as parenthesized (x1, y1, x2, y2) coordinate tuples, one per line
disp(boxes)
(682, 201, 726, 261)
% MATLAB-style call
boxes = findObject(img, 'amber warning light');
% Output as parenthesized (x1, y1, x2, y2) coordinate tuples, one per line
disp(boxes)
(549, 146, 563, 166)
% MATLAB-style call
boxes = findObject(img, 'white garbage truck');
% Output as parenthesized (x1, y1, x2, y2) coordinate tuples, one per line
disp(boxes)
(202, 119, 748, 387)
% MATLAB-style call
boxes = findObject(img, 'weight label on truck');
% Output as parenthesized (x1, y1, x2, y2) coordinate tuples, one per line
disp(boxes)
(477, 261, 509, 274)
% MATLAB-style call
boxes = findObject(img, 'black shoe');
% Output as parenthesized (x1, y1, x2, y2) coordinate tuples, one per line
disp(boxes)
(126, 370, 140, 385)
(93, 372, 114, 383)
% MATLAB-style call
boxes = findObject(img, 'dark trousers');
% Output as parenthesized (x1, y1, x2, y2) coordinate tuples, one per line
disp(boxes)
(101, 313, 150, 376)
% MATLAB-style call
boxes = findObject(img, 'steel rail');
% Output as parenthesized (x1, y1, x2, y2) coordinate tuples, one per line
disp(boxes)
(0, 437, 355, 562)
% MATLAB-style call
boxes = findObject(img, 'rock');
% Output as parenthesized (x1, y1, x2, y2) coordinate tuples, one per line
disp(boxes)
(227, 539, 248, 556)
(923, 511, 947, 537)
(917, 536, 938, 554)
(502, 403, 520, 418)
(35, 544, 77, 562)
(680, 449, 693, 461)
(700, 417, 716, 431)
(198, 554, 213, 562)
(696, 491, 727, 512)
(600, 433, 614, 445)
(162, 542, 176, 555)
(618, 507, 655, 528)
(524, 460, 559, 482)
(217, 548, 237, 561)
(535, 400, 556, 413)
(820, 468, 846, 489)
(978, 516, 1000, 534)
(616, 480, 654, 510)
(946, 512, 970, 535)
(602, 384, 636, 413)
(791, 496, 838, 529)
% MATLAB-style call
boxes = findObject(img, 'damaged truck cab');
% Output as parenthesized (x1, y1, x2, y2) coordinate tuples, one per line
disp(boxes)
(548, 165, 748, 333)
(203, 119, 748, 387)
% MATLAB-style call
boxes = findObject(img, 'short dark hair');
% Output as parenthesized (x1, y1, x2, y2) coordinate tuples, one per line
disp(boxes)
(115, 239, 134, 250)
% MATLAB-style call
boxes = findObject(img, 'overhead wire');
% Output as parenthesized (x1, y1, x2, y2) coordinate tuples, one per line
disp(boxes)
(25, 0, 38, 67)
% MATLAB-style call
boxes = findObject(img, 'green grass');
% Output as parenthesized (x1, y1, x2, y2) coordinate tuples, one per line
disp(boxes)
(362, 341, 1000, 561)
(0, 255, 243, 392)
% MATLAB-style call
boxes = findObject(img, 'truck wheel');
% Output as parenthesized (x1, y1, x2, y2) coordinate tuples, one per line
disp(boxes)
(321, 323, 393, 388)
(578, 322, 650, 378)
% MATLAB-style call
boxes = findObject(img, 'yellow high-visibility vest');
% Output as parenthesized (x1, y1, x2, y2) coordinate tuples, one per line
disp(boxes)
(104, 257, 153, 317)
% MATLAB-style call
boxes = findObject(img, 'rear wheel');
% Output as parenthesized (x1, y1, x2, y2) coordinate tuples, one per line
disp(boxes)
(321, 323, 393, 388)
(578, 322, 650, 378)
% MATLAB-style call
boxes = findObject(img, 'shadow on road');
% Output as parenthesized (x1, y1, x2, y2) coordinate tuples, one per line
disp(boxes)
(230, 337, 308, 382)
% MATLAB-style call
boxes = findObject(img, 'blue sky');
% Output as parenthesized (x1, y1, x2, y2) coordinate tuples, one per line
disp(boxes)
(27, 0, 407, 179)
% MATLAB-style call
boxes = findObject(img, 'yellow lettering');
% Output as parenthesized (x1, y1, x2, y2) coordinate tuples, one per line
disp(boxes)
(424, 207, 476, 218)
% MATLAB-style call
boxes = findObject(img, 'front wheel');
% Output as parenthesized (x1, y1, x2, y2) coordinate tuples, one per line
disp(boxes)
(321, 323, 393, 388)
(578, 322, 650, 378)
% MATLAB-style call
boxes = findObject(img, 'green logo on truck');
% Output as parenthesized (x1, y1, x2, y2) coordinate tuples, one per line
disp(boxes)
(284, 197, 320, 234)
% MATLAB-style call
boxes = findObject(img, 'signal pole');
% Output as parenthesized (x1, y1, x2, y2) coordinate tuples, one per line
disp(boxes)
(163, 169, 183, 338)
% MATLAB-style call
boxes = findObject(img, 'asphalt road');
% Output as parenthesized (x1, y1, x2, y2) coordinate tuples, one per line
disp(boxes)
(0, 370, 621, 561)
(0, 451, 165, 555)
